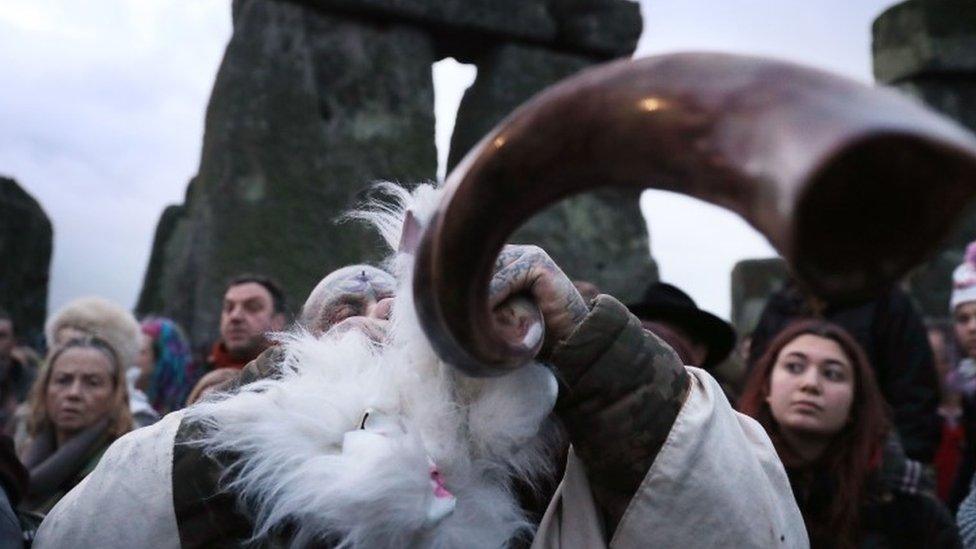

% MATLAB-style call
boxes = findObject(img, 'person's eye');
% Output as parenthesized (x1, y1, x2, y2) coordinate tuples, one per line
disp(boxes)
(783, 361, 804, 374)
(54, 376, 72, 386)
(823, 366, 847, 382)
(85, 377, 104, 388)
(330, 305, 356, 323)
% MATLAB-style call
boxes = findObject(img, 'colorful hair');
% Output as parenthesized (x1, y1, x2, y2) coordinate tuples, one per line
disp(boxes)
(737, 319, 890, 549)
(141, 317, 197, 415)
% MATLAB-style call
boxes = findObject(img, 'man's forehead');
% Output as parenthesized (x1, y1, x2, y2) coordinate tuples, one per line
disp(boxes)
(318, 265, 395, 294)
(225, 282, 273, 303)
(302, 265, 395, 321)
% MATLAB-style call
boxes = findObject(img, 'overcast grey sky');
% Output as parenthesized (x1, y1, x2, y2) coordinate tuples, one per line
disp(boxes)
(0, 0, 899, 321)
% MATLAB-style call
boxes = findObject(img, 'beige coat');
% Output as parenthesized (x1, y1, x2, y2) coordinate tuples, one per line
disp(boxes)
(533, 367, 808, 548)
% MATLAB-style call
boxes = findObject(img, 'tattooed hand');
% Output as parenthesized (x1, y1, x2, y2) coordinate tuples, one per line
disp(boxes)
(489, 245, 590, 351)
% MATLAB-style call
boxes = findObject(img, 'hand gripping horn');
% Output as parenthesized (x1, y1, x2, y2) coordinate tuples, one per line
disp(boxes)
(414, 52, 976, 378)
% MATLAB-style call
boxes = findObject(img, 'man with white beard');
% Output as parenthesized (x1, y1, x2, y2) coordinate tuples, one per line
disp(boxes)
(33, 185, 804, 548)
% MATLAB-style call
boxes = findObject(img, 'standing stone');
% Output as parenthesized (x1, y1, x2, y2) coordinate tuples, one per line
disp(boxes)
(136, 202, 186, 316)
(872, 0, 976, 83)
(447, 42, 655, 301)
(0, 177, 52, 349)
(873, 0, 976, 319)
(142, 0, 437, 348)
(730, 258, 789, 336)
(548, 0, 643, 58)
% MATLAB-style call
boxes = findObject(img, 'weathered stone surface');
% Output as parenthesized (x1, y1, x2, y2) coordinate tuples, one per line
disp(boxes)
(144, 0, 437, 349)
(873, 0, 976, 83)
(300, 0, 555, 45)
(511, 190, 658, 302)
(448, 43, 654, 301)
(907, 250, 961, 318)
(906, 200, 976, 318)
(730, 258, 789, 336)
(136, 203, 186, 316)
(0, 177, 52, 348)
(549, 0, 642, 58)
(891, 79, 976, 131)
(295, 0, 640, 58)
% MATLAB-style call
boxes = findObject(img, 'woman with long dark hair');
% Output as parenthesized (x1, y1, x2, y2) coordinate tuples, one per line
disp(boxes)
(738, 320, 958, 548)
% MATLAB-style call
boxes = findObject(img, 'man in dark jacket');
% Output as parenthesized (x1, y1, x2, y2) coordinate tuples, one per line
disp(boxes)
(748, 282, 940, 463)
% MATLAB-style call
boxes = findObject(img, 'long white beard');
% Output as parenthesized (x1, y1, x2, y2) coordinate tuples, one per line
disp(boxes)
(185, 183, 561, 548)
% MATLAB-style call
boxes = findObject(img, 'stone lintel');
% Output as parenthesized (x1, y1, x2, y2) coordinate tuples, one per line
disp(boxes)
(288, 0, 640, 58)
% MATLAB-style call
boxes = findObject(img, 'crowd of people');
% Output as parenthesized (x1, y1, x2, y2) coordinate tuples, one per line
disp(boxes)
(2, 190, 976, 547)
(0, 274, 287, 541)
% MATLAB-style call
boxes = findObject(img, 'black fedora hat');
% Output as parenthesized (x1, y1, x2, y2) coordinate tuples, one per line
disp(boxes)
(626, 282, 736, 368)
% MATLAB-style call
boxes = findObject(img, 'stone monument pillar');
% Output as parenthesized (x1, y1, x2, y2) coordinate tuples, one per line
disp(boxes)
(138, 0, 438, 348)
(0, 177, 53, 349)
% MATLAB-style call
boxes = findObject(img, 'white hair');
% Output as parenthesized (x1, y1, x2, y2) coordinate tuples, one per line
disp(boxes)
(187, 182, 560, 547)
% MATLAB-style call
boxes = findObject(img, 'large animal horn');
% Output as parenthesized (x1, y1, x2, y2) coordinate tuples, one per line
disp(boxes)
(414, 52, 976, 377)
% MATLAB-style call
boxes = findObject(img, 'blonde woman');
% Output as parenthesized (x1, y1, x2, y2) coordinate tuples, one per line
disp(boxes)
(21, 336, 132, 513)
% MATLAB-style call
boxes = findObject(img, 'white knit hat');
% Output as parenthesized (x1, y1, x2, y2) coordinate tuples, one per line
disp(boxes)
(951, 242, 976, 312)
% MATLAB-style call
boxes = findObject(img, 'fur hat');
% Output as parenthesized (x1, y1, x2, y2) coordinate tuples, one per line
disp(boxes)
(952, 242, 976, 312)
(44, 296, 141, 367)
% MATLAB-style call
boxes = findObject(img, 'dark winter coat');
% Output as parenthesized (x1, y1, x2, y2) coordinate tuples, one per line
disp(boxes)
(789, 455, 959, 548)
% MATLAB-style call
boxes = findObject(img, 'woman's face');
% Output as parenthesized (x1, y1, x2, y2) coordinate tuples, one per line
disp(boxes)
(46, 347, 115, 439)
(766, 334, 855, 438)
(954, 302, 976, 359)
